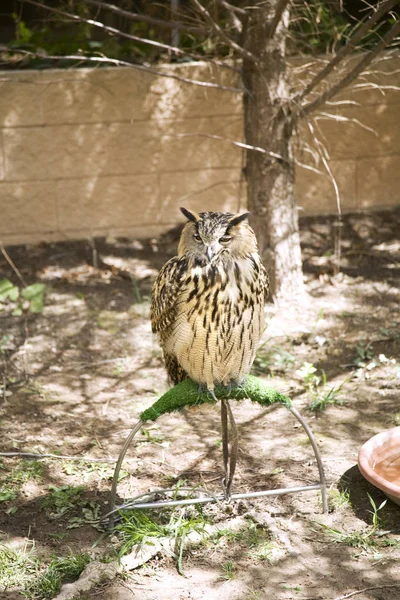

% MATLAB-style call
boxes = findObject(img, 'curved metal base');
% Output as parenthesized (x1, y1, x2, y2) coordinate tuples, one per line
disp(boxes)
(107, 403, 328, 528)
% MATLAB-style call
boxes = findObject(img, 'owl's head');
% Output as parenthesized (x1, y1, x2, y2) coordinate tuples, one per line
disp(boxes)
(178, 207, 258, 262)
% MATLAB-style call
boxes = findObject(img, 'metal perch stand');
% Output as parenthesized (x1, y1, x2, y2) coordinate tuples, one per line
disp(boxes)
(106, 376, 328, 528)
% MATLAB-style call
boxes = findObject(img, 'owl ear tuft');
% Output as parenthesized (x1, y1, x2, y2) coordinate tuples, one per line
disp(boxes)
(180, 207, 200, 223)
(228, 212, 250, 227)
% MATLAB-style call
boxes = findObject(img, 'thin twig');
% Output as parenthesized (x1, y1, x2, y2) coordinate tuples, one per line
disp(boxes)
(0, 245, 27, 287)
(81, 0, 205, 34)
(297, 0, 399, 102)
(301, 19, 400, 116)
(306, 119, 342, 218)
(168, 132, 287, 161)
(0, 49, 243, 93)
(0, 451, 117, 462)
(333, 585, 400, 600)
(190, 0, 258, 63)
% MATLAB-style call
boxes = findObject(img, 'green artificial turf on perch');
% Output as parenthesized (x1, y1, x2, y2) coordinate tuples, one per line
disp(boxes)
(140, 375, 292, 423)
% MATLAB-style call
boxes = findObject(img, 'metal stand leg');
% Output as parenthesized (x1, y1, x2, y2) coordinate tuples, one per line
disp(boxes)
(108, 420, 142, 529)
(106, 403, 328, 528)
(289, 406, 328, 513)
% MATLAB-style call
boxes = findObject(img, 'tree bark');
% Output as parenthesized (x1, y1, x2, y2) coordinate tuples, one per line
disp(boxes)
(242, 1, 304, 301)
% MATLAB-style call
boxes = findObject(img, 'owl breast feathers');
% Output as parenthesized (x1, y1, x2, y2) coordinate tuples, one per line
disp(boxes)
(151, 208, 269, 390)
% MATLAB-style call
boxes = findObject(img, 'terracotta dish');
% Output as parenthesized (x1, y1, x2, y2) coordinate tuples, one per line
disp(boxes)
(358, 426, 400, 506)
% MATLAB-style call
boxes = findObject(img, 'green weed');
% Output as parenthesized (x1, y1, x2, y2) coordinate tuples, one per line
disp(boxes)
(220, 560, 237, 580)
(296, 362, 347, 411)
(215, 520, 269, 549)
(0, 459, 45, 510)
(253, 344, 295, 376)
(41, 485, 84, 518)
(0, 279, 46, 315)
(328, 488, 351, 511)
(116, 505, 208, 575)
(317, 494, 390, 550)
(0, 542, 39, 591)
(25, 553, 90, 600)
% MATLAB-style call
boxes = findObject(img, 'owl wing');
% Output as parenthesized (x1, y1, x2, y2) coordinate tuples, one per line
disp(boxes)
(260, 262, 270, 299)
(150, 256, 187, 338)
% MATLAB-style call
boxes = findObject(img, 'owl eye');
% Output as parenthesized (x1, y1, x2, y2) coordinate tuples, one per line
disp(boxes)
(219, 235, 232, 243)
(193, 233, 202, 242)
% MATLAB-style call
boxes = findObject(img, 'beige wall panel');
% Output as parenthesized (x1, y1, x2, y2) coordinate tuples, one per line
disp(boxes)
(41, 66, 241, 126)
(42, 68, 155, 125)
(56, 174, 160, 232)
(154, 117, 243, 173)
(0, 181, 58, 237)
(4, 115, 242, 182)
(4, 124, 104, 181)
(296, 159, 357, 215)
(145, 64, 242, 121)
(159, 169, 245, 223)
(356, 154, 400, 209)
(0, 71, 43, 128)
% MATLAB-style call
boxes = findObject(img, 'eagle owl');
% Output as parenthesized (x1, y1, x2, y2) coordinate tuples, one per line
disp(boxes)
(151, 208, 269, 393)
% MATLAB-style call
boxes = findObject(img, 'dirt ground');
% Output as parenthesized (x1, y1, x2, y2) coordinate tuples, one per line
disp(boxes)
(0, 208, 400, 600)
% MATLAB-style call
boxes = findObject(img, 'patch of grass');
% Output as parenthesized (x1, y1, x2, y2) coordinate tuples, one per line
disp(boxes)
(317, 494, 391, 550)
(296, 362, 347, 411)
(215, 520, 270, 549)
(220, 560, 237, 580)
(0, 458, 45, 511)
(0, 542, 39, 591)
(25, 553, 90, 600)
(9, 459, 45, 484)
(116, 504, 209, 575)
(328, 488, 351, 511)
(215, 520, 279, 564)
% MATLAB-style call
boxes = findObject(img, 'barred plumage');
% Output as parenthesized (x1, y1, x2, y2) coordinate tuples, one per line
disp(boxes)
(151, 208, 269, 391)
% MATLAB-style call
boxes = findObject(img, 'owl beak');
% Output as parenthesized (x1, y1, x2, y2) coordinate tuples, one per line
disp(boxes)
(206, 243, 220, 262)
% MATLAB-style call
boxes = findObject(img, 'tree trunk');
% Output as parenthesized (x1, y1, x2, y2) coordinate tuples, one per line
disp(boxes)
(242, 1, 304, 301)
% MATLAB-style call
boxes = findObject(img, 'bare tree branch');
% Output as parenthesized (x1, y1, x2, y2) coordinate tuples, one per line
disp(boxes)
(0, 451, 117, 462)
(217, 1, 247, 17)
(0, 246, 27, 287)
(333, 585, 400, 600)
(297, 0, 399, 101)
(0, 48, 244, 93)
(301, 19, 400, 117)
(81, 0, 205, 34)
(190, 0, 258, 63)
(269, 0, 292, 39)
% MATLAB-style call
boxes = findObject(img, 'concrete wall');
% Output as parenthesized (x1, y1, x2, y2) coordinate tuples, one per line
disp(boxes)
(0, 56, 399, 245)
